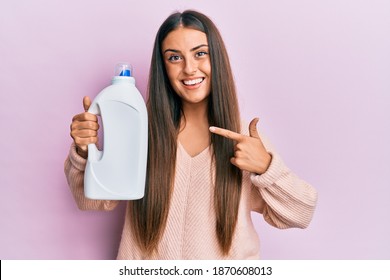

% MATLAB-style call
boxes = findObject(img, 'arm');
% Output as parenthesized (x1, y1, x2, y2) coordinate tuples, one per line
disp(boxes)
(250, 149, 317, 229)
(210, 118, 317, 229)
(65, 96, 120, 210)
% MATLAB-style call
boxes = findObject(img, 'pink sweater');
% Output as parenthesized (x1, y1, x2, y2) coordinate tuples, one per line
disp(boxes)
(64, 128, 317, 259)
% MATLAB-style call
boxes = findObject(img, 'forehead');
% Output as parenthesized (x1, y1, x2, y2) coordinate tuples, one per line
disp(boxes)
(162, 27, 208, 50)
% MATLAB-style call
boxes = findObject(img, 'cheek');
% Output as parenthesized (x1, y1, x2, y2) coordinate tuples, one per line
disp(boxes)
(165, 65, 180, 84)
(199, 59, 212, 76)
(164, 66, 181, 94)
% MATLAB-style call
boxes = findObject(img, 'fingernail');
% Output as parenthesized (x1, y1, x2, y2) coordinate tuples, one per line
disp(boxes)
(209, 126, 216, 132)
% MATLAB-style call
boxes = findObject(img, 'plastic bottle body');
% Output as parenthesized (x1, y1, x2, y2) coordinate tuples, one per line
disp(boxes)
(84, 74, 148, 200)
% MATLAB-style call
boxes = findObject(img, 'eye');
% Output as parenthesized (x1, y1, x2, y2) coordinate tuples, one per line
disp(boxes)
(167, 55, 182, 62)
(196, 51, 208, 58)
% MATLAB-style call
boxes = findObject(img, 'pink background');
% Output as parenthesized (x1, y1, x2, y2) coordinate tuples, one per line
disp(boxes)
(1, 0, 389, 259)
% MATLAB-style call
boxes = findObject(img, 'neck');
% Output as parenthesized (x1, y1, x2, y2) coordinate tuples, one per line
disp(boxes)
(178, 99, 211, 156)
(181, 100, 209, 126)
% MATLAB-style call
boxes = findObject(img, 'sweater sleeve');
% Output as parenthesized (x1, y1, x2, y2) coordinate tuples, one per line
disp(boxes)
(250, 149, 317, 229)
(240, 120, 317, 229)
(64, 143, 120, 211)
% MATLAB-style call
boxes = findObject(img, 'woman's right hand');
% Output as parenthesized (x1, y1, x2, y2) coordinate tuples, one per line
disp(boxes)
(70, 96, 99, 158)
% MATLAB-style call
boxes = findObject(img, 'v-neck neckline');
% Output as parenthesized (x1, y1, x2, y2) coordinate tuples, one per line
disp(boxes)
(178, 141, 211, 159)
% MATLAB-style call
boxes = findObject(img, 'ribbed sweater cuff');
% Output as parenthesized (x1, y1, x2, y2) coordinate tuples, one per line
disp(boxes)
(68, 143, 87, 171)
(250, 151, 287, 188)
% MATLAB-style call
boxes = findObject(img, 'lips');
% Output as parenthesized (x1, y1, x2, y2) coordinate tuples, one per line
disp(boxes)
(182, 77, 204, 86)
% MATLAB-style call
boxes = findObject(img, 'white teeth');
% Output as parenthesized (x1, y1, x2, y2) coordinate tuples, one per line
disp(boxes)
(183, 78, 203, 86)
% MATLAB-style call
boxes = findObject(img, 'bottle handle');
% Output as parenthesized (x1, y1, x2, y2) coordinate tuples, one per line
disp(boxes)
(86, 101, 103, 162)
(87, 143, 103, 162)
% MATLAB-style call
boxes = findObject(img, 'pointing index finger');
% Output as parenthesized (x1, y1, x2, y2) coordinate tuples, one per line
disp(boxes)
(209, 126, 244, 141)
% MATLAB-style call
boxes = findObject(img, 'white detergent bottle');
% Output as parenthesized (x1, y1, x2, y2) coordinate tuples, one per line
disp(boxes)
(84, 63, 148, 200)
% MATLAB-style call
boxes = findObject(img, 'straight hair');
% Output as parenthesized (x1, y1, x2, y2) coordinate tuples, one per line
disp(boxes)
(129, 10, 242, 256)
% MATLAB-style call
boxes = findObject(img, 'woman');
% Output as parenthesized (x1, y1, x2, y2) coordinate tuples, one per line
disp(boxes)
(65, 10, 317, 259)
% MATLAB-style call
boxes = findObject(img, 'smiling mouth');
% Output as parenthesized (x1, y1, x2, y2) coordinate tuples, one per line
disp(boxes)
(182, 78, 204, 86)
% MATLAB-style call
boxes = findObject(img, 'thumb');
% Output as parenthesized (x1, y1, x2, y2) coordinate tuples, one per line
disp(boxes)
(83, 96, 91, 112)
(249, 118, 260, 139)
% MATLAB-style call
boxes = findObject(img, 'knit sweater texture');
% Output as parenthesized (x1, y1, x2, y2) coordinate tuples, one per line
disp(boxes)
(64, 126, 317, 259)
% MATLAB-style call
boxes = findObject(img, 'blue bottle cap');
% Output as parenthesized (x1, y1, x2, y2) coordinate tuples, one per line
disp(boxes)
(119, 69, 131, 76)
(115, 63, 132, 77)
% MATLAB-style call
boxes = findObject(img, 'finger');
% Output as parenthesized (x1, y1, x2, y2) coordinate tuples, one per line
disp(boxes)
(71, 129, 98, 139)
(209, 126, 244, 141)
(74, 136, 98, 147)
(71, 120, 99, 131)
(234, 150, 244, 158)
(83, 96, 91, 112)
(249, 118, 260, 139)
(230, 157, 240, 169)
(72, 112, 98, 122)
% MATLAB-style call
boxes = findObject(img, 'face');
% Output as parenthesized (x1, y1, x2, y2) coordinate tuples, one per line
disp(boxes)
(162, 27, 211, 107)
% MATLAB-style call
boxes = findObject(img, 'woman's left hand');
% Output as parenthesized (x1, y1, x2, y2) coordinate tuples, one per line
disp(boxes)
(209, 118, 271, 174)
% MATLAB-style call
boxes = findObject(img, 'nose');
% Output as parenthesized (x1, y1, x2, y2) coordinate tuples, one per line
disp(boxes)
(183, 57, 197, 75)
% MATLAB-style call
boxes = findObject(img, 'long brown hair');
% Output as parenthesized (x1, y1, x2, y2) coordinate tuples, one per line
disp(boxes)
(129, 10, 242, 256)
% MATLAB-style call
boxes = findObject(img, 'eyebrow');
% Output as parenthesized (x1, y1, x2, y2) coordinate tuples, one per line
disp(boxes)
(163, 44, 209, 54)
